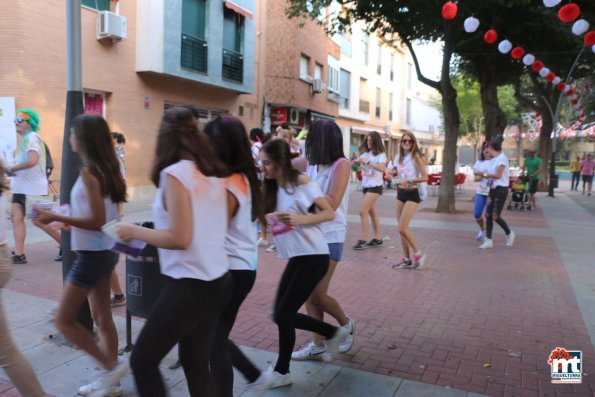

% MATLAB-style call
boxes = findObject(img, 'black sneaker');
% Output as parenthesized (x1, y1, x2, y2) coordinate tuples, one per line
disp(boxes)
(368, 239, 383, 248)
(54, 249, 62, 262)
(353, 240, 370, 250)
(12, 254, 27, 264)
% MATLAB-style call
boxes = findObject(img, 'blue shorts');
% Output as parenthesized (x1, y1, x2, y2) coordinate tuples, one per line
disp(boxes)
(474, 194, 489, 219)
(66, 250, 119, 289)
(328, 243, 344, 262)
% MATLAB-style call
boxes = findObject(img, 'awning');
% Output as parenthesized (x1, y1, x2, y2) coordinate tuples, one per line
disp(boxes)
(224, 0, 253, 20)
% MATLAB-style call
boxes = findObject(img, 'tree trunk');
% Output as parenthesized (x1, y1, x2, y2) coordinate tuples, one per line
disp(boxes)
(479, 68, 507, 141)
(436, 24, 459, 213)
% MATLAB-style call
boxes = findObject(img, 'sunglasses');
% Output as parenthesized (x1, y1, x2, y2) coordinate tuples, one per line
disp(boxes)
(401, 139, 413, 144)
(14, 118, 27, 124)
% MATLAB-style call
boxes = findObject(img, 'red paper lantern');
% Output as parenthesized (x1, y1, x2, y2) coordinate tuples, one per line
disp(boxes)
(441, 2, 458, 21)
(571, 98, 579, 105)
(558, 3, 580, 23)
(584, 31, 595, 47)
(545, 72, 556, 82)
(484, 29, 498, 44)
(556, 82, 567, 91)
(511, 47, 525, 59)
(531, 60, 544, 72)
(567, 88, 576, 96)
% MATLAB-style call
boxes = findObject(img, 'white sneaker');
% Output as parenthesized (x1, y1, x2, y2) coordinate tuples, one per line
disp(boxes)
(78, 380, 123, 397)
(265, 244, 277, 253)
(339, 317, 355, 353)
(256, 237, 268, 246)
(479, 239, 493, 249)
(100, 360, 129, 391)
(476, 230, 485, 241)
(245, 366, 292, 395)
(325, 327, 349, 356)
(506, 231, 515, 247)
(291, 341, 326, 361)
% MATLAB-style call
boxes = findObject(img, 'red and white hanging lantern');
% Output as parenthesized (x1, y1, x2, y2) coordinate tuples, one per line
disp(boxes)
(522, 54, 535, 66)
(497, 40, 513, 54)
(484, 29, 498, 44)
(531, 60, 544, 71)
(441, 1, 458, 20)
(584, 31, 595, 46)
(556, 82, 567, 91)
(539, 67, 550, 77)
(543, 0, 561, 7)
(464, 17, 479, 33)
(552, 77, 561, 85)
(511, 47, 525, 59)
(558, 3, 581, 23)
(572, 20, 590, 36)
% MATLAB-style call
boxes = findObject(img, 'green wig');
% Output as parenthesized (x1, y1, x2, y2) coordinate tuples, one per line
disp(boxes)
(16, 109, 40, 132)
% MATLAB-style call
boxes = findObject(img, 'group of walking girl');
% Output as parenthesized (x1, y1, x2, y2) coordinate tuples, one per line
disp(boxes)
(351, 130, 428, 269)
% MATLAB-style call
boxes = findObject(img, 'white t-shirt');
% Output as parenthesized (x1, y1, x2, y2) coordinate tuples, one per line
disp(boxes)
(473, 159, 493, 196)
(251, 142, 262, 163)
(70, 175, 119, 251)
(489, 153, 509, 188)
(11, 132, 48, 195)
(306, 159, 350, 244)
(0, 194, 6, 245)
(226, 174, 258, 271)
(360, 151, 387, 188)
(273, 181, 330, 259)
(393, 154, 420, 181)
(153, 160, 229, 281)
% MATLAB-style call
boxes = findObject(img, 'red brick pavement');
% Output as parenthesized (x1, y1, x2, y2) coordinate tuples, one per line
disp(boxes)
(4, 186, 594, 396)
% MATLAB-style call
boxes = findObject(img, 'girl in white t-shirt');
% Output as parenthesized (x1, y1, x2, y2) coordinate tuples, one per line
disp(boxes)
(203, 116, 267, 396)
(292, 120, 354, 361)
(36, 114, 128, 396)
(0, 163, 45, 397)
(258, 139, 347, 389)
(351, 131, 387, 250)
(472, 143, 494, 242)
(115, 108, 231, 396)
(388, 132, 428, 269)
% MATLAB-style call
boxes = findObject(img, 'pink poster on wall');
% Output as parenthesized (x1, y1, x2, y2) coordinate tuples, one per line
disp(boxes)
(84, 92, 104, 116)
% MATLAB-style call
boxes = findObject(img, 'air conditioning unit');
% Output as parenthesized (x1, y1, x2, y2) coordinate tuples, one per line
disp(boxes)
(312, 79, 324, 93)
(289, 109, 300, 124)
(97, 11, 127, 41)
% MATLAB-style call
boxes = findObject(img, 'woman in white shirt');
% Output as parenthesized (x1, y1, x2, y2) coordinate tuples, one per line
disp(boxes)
(292, 120, 354, 361)
(203, 116, 266, 396)
(472, 143, 494, 242)
(479, 140, 515, 249)
(257, 139, 347, 390)
(352, 131, 387, 250)
(389, 132, 428, 269)
(115, 107, 231, 396)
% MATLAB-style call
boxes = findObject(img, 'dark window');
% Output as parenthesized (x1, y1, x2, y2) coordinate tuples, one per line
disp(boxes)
(389, 93, 394, 121)
(82, 0, 109, 11)
(222, 8, 244, 83)
(375, 88, 381, 118)
(181, 0, 208, 73)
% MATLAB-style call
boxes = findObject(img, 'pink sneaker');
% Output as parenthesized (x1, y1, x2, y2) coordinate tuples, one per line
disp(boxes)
(412, 252, 426, 269)
(392, 258, 412, 269)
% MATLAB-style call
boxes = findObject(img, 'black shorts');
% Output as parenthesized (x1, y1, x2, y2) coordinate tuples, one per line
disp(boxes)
(582, 175, 593, 184)
(11, 193, 26, 209)
(529, 179, 539, 194)
(362, 185, 383, 195)
(397, 188, 421, 204)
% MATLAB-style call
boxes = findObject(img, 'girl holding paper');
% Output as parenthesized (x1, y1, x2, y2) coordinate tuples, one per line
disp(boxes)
(35, 114, 128, 396)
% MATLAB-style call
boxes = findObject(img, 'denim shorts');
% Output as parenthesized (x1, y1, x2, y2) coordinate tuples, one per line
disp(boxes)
(328, 243, 344, 262)
(66, 250, 119, 289)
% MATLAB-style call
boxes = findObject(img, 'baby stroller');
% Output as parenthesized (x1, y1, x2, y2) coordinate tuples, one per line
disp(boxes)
(508, 176, 532, 211)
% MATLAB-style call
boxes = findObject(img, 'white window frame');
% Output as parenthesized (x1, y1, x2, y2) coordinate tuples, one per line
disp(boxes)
(300, 55, 311, 81)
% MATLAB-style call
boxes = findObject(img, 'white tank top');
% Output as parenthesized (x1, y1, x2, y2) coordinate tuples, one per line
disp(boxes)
(70, 175, 119, 251)
(306, 158, 350, 244)
(226, 174, 258, 271)
(153, 160, 229, 281)
(393, 154, 420, 181)
(0, 194, 6, 245)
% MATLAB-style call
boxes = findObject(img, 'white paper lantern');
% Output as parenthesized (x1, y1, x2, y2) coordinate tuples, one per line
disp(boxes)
(522, 54, 535, 66)
(592, 45, 595, 54)
(570, 94, 578, 101)
(572, 19, 590, 36)
(497, 40, 512, 54)
(539, 67, 550, 77)
(464, 17, 480, 33)
(543, 0, 561, 7)
(563, 85, 571, 93)
(552, 77, 561, 85)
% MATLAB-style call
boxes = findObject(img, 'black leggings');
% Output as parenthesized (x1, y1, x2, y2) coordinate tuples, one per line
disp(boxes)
(130, 273, 231, 397)
(211, 270, 260, 397)
(273, 255, 337, 374)
(486, 186, 511, 239)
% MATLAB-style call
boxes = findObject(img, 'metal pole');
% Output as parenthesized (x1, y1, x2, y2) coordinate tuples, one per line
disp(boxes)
(63, 0, 93, 331)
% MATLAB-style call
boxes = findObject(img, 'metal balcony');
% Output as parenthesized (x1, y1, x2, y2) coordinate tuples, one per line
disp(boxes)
(222, 49, 243, 83)
(181, 34, 208, 74)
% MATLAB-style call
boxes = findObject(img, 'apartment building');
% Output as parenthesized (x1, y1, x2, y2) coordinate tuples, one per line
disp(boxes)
(0, 0, 259, 191)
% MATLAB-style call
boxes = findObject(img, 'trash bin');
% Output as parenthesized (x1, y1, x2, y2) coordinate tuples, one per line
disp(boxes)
(550, 174, 559, 189)
(122, 222, 166, 352)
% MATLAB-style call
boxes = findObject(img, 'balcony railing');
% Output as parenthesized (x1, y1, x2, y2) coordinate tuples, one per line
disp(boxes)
(181, 34, 208, 74)
(359, 99, 370, 113)
(222, 49, 243, 83)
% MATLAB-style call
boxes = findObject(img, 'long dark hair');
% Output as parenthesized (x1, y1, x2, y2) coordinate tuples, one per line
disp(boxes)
(366, 131, 385, 156)
(305, 120, 345, 165)
(151, 107, 229, 186)
(203, 116, 264, 223)
(261, 139, 300, 215)
(71, 114, 127, 203)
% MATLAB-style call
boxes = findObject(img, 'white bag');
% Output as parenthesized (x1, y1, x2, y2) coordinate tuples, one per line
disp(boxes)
(418, 182, 427, 202)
